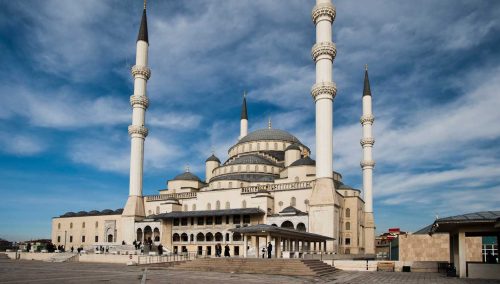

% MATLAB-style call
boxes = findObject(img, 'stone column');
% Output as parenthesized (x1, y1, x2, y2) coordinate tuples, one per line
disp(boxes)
(243, 235, 248, 258)
(458, 231, 467, 278)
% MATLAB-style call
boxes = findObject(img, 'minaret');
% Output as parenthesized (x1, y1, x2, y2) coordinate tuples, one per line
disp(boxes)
(122, 1, 151, 244)
(308, 0, 338, 251)
(239, 92, 248, 139)
(360, 65, 376, 254)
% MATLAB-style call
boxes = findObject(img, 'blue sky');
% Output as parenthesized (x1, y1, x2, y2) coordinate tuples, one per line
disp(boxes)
(1, 0, 500, 241)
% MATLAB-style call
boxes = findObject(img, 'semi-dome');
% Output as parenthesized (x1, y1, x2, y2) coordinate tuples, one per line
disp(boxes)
(285, 143, 301, 151)
(238, 129, 302, 145)
(289, 156, 316, 167)
(225, 154, 276, 166)
(173, 172, 202, 182)
(205, 154, 221, 163)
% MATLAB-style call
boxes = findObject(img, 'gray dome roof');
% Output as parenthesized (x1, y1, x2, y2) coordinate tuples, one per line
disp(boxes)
(100, 209, 114, 215)
(210, 173, 277, 182)
(289, 156, 316, 167)
(285, 143, 301, 151)
(226, 154, 276, 166)
(173, 172, 202, 182)
(206, 154, 221, 163)
(238, 129, 302, 145)
(279, 206, 305, 215)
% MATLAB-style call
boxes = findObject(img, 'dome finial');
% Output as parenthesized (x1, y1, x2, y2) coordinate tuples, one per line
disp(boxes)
(268, 117, 272, 129)
(185, 165, 190, 173)
(365, 64, 368, 71)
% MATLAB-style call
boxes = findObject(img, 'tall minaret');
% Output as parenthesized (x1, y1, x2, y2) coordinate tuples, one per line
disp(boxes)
(239, 92, 248, 139)
(360, 65, 376, 254)
(308, 0, 338, 251)
(122, 1, 151, 244)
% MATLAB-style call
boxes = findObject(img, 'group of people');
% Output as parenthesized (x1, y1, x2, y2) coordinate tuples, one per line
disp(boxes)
(261, 242, 273, 258)
(214, 243, 232, 257)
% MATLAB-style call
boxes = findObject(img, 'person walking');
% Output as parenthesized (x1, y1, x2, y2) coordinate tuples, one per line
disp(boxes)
(267, 242, 273, 259)
(261, 247, 266, 258)
(158, 244, 163, 256)
(224, 244, 230, 257)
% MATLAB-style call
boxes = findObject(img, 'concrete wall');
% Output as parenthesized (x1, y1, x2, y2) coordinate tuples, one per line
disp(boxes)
(330, 260, 443, 273)
(467, 263, 500, 279)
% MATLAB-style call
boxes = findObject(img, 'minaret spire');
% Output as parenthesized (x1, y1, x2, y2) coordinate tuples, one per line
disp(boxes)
(308, 0, 337, 251)
(122, 3, 152, 244)
(239, 91, 248, 139)
(360, 65, 376, 254)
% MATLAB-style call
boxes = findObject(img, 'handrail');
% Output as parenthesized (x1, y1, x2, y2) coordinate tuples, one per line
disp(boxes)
(137, 252, 198, 265)
(145, 192, 197, 202)
(241, 181, 313, 194)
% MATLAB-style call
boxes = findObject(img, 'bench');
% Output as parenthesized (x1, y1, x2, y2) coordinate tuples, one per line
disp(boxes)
(377, 261, 395, 272)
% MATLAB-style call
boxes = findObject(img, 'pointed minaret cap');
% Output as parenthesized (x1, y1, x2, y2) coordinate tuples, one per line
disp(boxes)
(137, 0, 149, 43)
(241, 91, 248, 120)
(363, 64, 372, 97)
(268, 118, 272, 129)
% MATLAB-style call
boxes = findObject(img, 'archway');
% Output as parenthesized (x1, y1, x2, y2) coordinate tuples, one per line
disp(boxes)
(197, 232, 205, 242)
(297, 223, 306, 232)
(107, 234, 113, 242)
(144, 226, 153, 242)
(281, 221, 294, 229)
(153, 228, 160, 242)
(181, 233, 188, 242)
(206, 232, 214, 242)
(233, 232, 242, 242)
(136, 228, 143, 242)
(215, 232, 223, 242)
(173, 233, 180, 242)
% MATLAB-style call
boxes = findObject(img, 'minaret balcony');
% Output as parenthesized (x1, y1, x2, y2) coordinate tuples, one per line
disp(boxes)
(360, 138, 375, 147)
(311, 42, 337, 62)
(130, 95, 149, 109)
(360, 160, 376, 168)
(128, 125, 149, 138)
(311, 81, 337, 100)
(311, 2, 336, 24)
(360, 115, 375, 125)
(131, 65, 151, 80)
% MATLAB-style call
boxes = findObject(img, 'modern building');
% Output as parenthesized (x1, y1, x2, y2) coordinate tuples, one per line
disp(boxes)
(51, 0, 377, 257)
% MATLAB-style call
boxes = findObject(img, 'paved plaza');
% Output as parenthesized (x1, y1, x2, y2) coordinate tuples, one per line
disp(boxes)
(1, 257, 499, 284)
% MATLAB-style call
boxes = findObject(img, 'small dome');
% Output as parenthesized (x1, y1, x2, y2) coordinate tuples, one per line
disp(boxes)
(280, 206, 305, 215)
(114, 209, 124, 214)
(238, 129, 302, 145)
(173, 172, 202, 182)
(285, 143, 301, 151)
(61, 212, 76, 217)
(225, 154, 276, 166)
(289, 156, 316, 167)
(88, 210, 100, 215)
(206, 154, 221, 163)
(76, 211, 87, 216)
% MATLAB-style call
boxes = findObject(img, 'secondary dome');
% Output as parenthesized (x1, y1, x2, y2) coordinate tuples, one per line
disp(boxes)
(289, 156, 316, 167)
(173, 172, 202, 182)
(238, 129, 302, 145)
(225, 154, 276, 166)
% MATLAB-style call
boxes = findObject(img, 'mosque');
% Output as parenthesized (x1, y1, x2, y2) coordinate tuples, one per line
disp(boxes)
(51, 0, 377, 257)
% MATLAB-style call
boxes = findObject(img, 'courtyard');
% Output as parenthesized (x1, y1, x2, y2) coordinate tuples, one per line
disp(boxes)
(1, 257, 499, 284)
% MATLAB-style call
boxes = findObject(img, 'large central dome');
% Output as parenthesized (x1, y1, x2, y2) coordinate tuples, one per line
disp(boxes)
(238, 129, 302, 145)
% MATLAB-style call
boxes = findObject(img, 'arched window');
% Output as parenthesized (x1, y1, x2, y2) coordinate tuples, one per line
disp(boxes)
(266, 142, 269, 150)
(246, 165, 250, 171)
(196, 232, 205, 242)
(181, 233, 188, 242)
(274, 143, 278, 149)
(156, 206, 160, 214)
(148, 210, 152, 215)
(233, 232, 242, 242)
(242, 200, 247, 208)
(215, 232, 223, 242)
(346, 208, 351, 218)
(136, 228, 143, 242)
(207, 203, 211, 210)
(346, 222, 351, 230)
(183, 204, 188, 211)
(290, 197, 296, 206)
(304, 199, 309, 205)
(216, 201, 221, 210)
(257, 143, 260, 150)
(58, 223, 61, 229)
(297, 223, 306, 231)
(206, 232, 214, 242)
(82, 222, 85, 228)
(95, 221, 98, 228)
(229, 182, 233, 188)
(238, 165, 241, 171)
(263, 166, 267, 172)
(249, 144, 252, 151)
(278, 201, 283, 207)
(144, 226, 153, 242)
(271, 224, 277, 227)
(70, 223, 73, 229)
(281, 221, 294, 229)
(294, 176, 299, 182)
(192, 204, 196, 211)
(173, 233, 180, 242)
(225, 201, 230, 209)
(254, 165, 258, 171)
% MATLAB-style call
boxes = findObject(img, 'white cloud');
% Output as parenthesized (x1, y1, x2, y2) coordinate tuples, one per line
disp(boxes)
(0, 132, 46, 156)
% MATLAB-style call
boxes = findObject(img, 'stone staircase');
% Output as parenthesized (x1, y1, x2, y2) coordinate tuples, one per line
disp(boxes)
(169, 258, 336, 276)
(48, 253, 77, 263)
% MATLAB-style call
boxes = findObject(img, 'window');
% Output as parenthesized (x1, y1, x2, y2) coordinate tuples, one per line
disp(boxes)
(233, 215, 241, 224)
(225, 233, 230, 242)
(266, 142, 269, 150)
(225, 201, 230, 209)
(345, 238, 351, 245)
(346, 208, 351, 218)
(226, 216, 230, 224)
(197, 217, 204, 226)
(206, 233, 214, 242)
(156, 206, 160, 214)
(346, 222, 351, 230)
(191, 217, 195, 225)
(95, 221, 98, 228)
(196, 233, 205, 242)
(207, 203, 211, 210)
(216, 200, 221, 210)
(82, 222, 85, 228)
(242, 200, 247, 208)
(173, 218, 180, 226)
(243, 215, 251, 224)
(192, 204, 196, 211)
(58, 223, 61, 229)
(206, 216, 213, 225)
(215, 216, 222, 225)
(229, 182, 233, 188)
(294, 176, 299, 182)
(181, 233, 188, 242)
(183, 204, 188, 211)
(181, 218, 188, 226)
(69, 236, 73, 243)
(215, 232, 223, 242)
(190, 234, 194, 242)
(57, 236, 61, 242)
(281, 221, 294, 229)
(148, 210, 152, 215)
(291, 197, 296, 206)
(233, 232, 242, 241)
(304, 199, 309, 205)
(70, 223, 73, 229)
(95, 236, 98, 242)
(263, 166, 267, 172)
(297, 223, 306, 231)
(173, 233, 180, 242)
(82, 236, 86, 243)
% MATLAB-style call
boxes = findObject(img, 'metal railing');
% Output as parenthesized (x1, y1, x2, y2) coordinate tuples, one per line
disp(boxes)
(145, 192, 197, 202)
(241, 181, 313, 194)
(137, 252, 198, 265)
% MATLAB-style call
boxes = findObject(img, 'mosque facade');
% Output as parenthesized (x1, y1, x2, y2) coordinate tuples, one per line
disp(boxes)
(51, 0, 376, 256)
